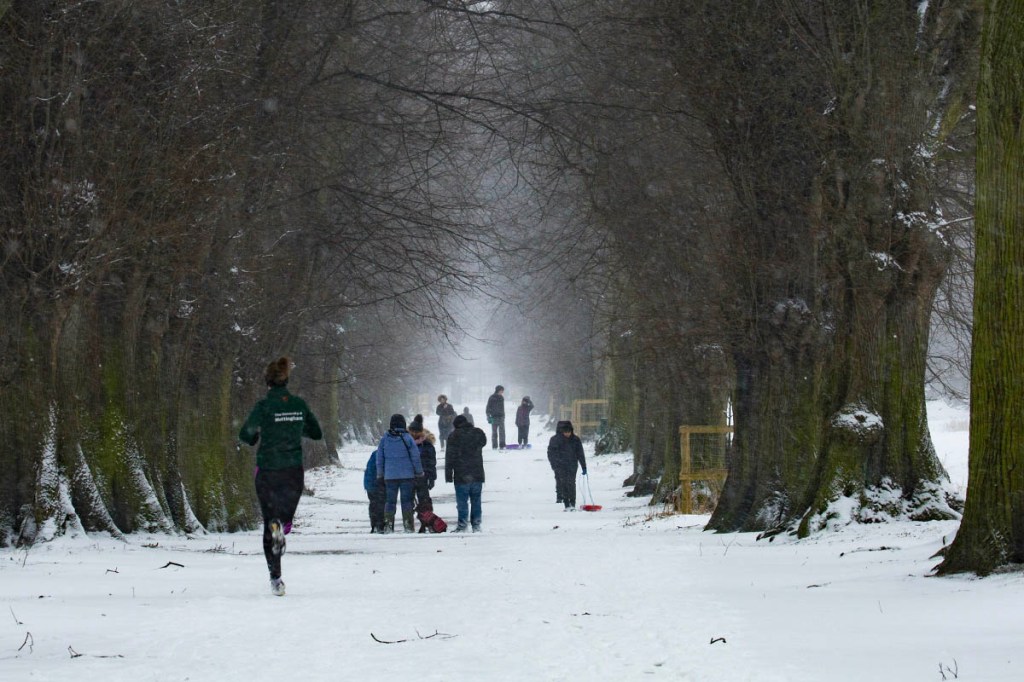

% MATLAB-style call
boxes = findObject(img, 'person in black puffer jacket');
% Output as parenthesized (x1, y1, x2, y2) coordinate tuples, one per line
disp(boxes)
(547, 420, 586, 511)
(407, 414, 437, 531)
(445, 414, 488, 531)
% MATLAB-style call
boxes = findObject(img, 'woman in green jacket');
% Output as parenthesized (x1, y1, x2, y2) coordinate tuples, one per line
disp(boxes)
(238, 357, 323, 596)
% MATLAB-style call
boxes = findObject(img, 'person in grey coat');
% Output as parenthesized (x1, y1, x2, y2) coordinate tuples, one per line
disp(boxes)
(485, 385, 506, 450)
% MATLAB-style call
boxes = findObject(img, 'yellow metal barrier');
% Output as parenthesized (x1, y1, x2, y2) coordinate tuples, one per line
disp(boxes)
(677, 425, 732, 514)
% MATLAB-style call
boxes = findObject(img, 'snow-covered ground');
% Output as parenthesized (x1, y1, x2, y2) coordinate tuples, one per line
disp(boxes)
(3, 399, 1019, 681)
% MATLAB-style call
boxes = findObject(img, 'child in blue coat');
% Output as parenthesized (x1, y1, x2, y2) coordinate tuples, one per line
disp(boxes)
(363, 451, 386, 533)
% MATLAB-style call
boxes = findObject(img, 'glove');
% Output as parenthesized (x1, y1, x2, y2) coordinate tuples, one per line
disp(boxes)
(581, 468, 587, 476)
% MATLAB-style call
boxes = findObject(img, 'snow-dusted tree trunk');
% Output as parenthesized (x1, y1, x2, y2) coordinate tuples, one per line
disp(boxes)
(18, 406, 84, 544)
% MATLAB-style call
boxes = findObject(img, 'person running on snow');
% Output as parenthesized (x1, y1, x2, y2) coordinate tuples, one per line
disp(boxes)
(363, 450, 386, 533)
(407, 414, 437, 531)
(445, 414, 488, 532)
(435, 395, 456, 451)
(485, 384, 506, 450)
(376, 414, 424, 533)
(238, 357, 323, 596)
(515, 396, 535, 447)
(547, 420, 587, 511)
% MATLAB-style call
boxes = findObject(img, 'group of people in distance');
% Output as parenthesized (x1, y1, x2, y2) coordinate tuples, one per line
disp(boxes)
(238, 361, 588, 597)
(483, 385, 536, 449)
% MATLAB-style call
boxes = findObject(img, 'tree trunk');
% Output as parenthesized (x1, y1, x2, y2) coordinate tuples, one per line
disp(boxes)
(708, 345, 823, 532)
(799, 239, 957, 536)
(939, 0, 1024, 575)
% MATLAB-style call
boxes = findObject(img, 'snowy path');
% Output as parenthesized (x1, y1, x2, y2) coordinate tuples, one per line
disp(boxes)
(3, 402, 1022, 681)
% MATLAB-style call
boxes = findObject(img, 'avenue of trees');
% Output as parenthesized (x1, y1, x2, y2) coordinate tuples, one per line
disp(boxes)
(1, 1, 1019, 575)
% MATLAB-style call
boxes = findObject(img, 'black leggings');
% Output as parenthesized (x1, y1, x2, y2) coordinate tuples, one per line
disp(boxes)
(517, 425, 529, 446)
(555, 468, 576, 507)
(255, 467, 304, 579)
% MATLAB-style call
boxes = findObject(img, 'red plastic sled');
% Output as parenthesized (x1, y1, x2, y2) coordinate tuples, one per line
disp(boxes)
(579, 474, 601, 511)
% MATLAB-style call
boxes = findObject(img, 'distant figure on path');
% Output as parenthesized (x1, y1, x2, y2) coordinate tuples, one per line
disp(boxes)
(547, 420, 587, 511)
(485, 385, 506, 450)
(238, 357, 323, 596)
(515, 396, 535, 447)
(435, 395, 456, 450)
(462, 406, 475, 426)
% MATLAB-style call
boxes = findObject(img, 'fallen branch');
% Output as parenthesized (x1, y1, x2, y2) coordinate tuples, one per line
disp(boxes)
(710, 637, 727, 645)
(68, 645, 124, 659)
(105, 568, 119, 574)
(371, 630, 456, 644)
(10, 607, 22, 625)
(158, 561, 184, 569)
(18, 632, 33, 652)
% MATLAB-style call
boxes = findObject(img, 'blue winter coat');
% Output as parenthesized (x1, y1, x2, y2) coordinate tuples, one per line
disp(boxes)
(376, 429, 424, 480)
(364, 451, 379, 492)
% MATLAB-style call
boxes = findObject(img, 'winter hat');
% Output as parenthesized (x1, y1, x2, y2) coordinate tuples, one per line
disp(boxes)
(265, 357, 290, 387)
(522, 396, 531, 403)
(495, 385, 504, 392)
(557, 420, 574, 433)
(408, 414, 425, 433)
(453, 414, 468, 428)
(389, 414, 407, 431)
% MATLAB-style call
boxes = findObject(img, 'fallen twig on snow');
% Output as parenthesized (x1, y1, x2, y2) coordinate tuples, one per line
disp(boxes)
(939, 658, 959, 679)
(10, 607, 22, 625)
(158, 561, 184, 569)
(105, 567, 119, 574)
(18, 633, 33, 652)
(68, 645, 124, 659)
(371, 630, 456, 644)
(710, 637, 727, 645)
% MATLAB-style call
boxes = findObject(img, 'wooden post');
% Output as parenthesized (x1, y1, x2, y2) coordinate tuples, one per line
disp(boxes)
(679, 426, 692, 514)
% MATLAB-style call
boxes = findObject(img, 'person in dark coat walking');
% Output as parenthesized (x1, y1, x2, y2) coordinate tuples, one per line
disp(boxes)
(376, 414, 424, 532)
(363, 450, 386, 533)
(547, 420, 587, 511)
(445, 414, 488, 531)
(238, 357, 323, 596)
(435, 395, 456, 451)
(485, 385, 506, 450)
(514, 396, 535, 447)
(407, 414, 437, 531)
(462, 406, 475, 426)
